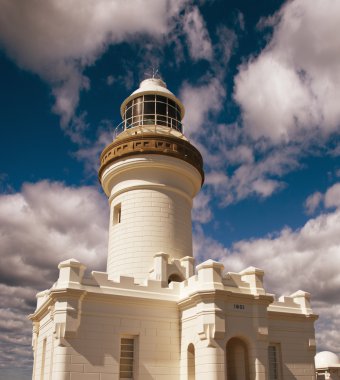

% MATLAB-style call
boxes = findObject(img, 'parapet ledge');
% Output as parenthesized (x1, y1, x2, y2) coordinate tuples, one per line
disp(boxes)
(196, 260, 224, 290)
(222, 272, 254, 294)
(149, 252, 195, 286)
(268, 290, 314, 315)
(36, 289, 50, 309)
(88, 270, 180, 297)
(290, 290, 313, 314)
(57, 258, 86, 288)
(91, 271, 136, 288)
(52, 252, 186, 302)
(179, 274, 197, 298)
(239, 266, 266, 295)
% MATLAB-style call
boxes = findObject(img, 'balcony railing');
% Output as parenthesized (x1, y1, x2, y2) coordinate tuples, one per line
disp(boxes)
(113, 115, 184, 139)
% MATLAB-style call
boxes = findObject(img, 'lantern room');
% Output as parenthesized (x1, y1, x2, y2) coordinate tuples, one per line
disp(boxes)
(119, 77, 185, 134)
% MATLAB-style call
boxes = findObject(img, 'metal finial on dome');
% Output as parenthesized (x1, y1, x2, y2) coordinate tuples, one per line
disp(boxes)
(152, 67, 159, 79)
(144, 66, 161, 80)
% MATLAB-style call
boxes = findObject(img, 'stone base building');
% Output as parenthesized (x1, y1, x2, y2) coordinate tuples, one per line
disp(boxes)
(30, 78, 318, 379)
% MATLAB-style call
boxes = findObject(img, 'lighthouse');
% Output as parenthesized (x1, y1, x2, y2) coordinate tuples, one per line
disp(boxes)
(30, 78, 318, 380)
(99, 78, 204, 283)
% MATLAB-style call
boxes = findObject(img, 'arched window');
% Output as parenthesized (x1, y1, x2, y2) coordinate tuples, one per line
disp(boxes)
(226, 337, 250, 380)
(187, 343, 195, 380)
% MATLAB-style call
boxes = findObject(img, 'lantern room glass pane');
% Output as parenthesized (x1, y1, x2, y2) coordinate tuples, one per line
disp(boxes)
(125, 106, 132, 121)
(156, 95, 167, 103)
(168, 104, 177, 120)
(144, 94, 155, 101)
(133, 97, 143, 115)
(144, 101, 155, 116)
(157, 115, 167, 126)
(168, 99, 176, 109)
(156, 101, 166, 115)
(143, 115, 155, 125)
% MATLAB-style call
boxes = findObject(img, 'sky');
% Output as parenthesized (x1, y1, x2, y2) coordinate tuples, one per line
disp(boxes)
(0, 0, 340, 378)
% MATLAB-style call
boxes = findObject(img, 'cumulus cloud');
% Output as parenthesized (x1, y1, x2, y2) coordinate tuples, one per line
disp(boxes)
(324, 183, 340, 209)
(222, 211, 340, 301)
(183, 6, 213, 61)
(193, 224, 229, 262)
(106, 70, 134, 90)
(305, 191, 323, 215)
(179, 17, 307, 210)
(305, 183, 340, 215)
(0, 0, 186, 131)
(0, 181, 108, 284)
(189, 0, 340, 215)
(180, 77, 226, 137)
(0, 180, 108, 370)
(234, 0, 340, 143)
(193, 119, 300, 211)
(74, 124, 114, 175)
(192, 191, 213, 224)
(0, 287, 35, 371)
(179, 23, 236, 137)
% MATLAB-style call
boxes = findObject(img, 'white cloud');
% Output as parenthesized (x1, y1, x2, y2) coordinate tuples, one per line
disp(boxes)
(0, 180, 109, 370)
(106, 70, 134, 90)
(305, 183, 340, 214)
(222, 210, 340, 300)
(305, 191, 323, 214)
(220, 145, 299, 205)
(192, 191, 213, 224)
(0, 0, 186, 129)
(234, 0, 340, 143)
(0, 288, 34, 369)
(193, 224, 229, 262)
(314, 303, 340, 354)
(75, 125, 114, 174)
(0, 181, 108, 286)
(183, 6, 213, 61)
(180, 77, 226, 137)
(324, 183, 340, 209)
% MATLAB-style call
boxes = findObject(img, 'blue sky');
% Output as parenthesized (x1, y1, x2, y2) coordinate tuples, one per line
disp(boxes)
(1, 0, 340, 378)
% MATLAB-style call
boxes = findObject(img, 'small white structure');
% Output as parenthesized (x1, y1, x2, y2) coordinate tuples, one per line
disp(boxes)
(30, 78, 318, 379)
(315, 351, 340, 380)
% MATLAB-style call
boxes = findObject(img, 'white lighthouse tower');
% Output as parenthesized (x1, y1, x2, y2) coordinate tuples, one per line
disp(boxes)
(99, 78, 204, 283)
(30, 78, 318, 380)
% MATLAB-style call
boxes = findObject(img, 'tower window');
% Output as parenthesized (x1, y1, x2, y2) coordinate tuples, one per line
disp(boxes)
(113, 203, 122, 225)
(120, 337, 135, 379)
(268, 344, 282, 380)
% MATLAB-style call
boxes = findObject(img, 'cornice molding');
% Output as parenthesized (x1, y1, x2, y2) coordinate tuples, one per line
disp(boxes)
(99, 133, 204, 183)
